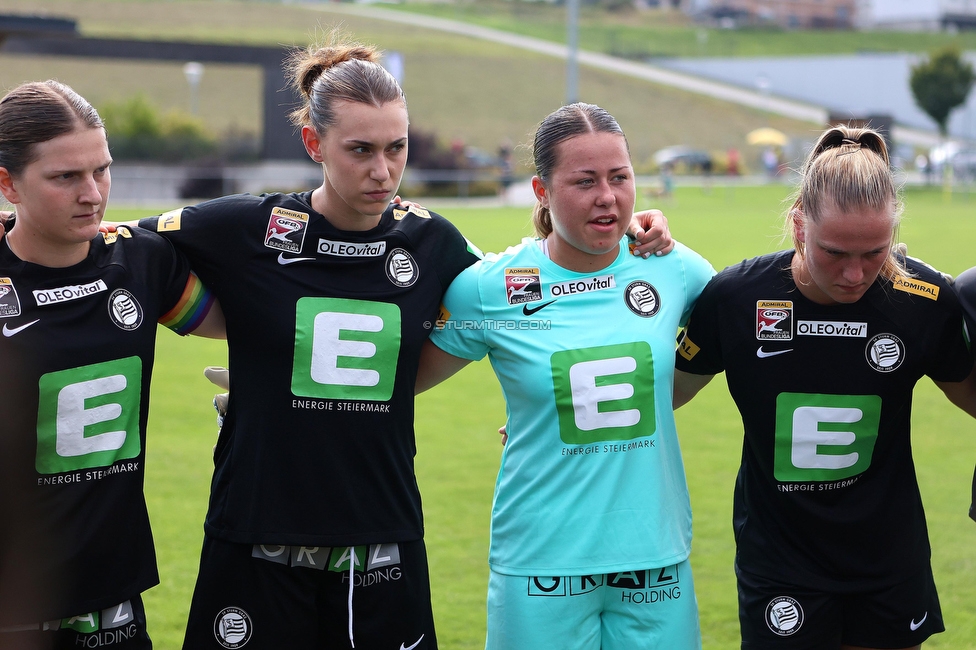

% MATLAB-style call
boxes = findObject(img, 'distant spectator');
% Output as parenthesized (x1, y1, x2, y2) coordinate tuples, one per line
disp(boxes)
(727, 148, 740, 176)
(762, 147, 779, 177)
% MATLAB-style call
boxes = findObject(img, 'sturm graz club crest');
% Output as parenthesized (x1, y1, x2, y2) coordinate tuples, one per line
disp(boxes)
(213, 607, 252, 648)
(107, 289, 143, 331)
(865, 333, 905, 373)
(765, 596, 803, 636)
(624, 281, 661, 317)
(386, 248, 419, 287)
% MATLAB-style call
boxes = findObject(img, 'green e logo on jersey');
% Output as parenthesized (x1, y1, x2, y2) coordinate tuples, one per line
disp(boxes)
(774, 392, 882, 482)
(552, 342, 655, 445)
(36, 357, 143, 474)
(292, 297, 401, 401)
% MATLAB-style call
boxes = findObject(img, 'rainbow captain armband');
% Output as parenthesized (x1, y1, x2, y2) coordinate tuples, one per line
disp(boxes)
(159, 272, 215, 335)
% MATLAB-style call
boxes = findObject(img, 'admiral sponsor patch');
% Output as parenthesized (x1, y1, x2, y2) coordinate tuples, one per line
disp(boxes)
(386, 248, 419, 287)
(757, 301, 793, 340)
(624, 281, 660, 317)
(865, 333, 905, 373)
(766, 596, 804, 636)
(157, 208, 183, 232)
(677, 330, 699, 361)
(101, 227, 132, 245)
(551, 274, 616, 298)
(317, 239, 387, 257)
(107, 289, 143, 331)
(505, 267, 542, 305)
(393, 205, 431, 220)
(264, 207, 309, 253)
(34, 280, 107, 306)
(436, 304, 451, 328)
(0, 277, 22, 317)
(893, 276, 940, 300)
(796, 320, 868, 338)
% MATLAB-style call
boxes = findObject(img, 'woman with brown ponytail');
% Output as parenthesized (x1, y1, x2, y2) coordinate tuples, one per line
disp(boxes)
(130, 33, 674, 649)
(135, 37, 475, 650)
(672, 125, 976, 650)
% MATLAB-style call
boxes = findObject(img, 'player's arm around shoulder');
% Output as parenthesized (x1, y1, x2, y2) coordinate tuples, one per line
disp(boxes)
(418, 256, 495, 393)
(130, 226, 226, 340)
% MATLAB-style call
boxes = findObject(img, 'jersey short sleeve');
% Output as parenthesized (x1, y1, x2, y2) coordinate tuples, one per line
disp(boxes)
(124, 227, 214, 335)
(952, 265, 976, 360)
(676, 243, 717, 328)
(675, 268, 730, 377)
(949, 267, 976, 523)
(429, 256, 493, 361)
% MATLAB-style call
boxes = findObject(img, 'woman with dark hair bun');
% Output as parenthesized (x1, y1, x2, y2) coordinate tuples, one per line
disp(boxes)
(0, 80, 223, 650)
(673, 124, 976, 650)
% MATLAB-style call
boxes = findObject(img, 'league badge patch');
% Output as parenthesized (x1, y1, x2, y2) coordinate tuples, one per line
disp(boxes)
(386, 248, 419, 287)
(757, 301, 793, 340)
(0, 277, 22, 317)
(624, 281, 661, 317)
(263, 207, 309, 253)
(765, 596, 803, 636)
(107, 289, 144, 331)
(865, 333, 905, 373)
(505, 267, 542, 305)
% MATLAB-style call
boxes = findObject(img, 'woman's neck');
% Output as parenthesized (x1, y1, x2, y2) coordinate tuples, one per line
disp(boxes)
(6, 227, 90, 268)
(545, 235, 619, 274)
(310, 186, 383, 233)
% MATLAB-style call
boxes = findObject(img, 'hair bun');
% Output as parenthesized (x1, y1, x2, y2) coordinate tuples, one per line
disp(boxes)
(290, 41, 380, 99)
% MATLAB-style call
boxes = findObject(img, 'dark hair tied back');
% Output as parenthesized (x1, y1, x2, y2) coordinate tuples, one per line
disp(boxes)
(0, 80, 102, 176)
(531, 103, 627, 238)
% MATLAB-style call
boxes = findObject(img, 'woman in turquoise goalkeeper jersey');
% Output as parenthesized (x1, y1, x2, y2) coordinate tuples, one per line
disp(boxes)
(417, 102, 714, 650)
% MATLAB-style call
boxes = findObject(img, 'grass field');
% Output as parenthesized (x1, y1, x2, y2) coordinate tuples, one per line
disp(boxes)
(387, 0, 976, 59)
(114, 184, 976, 649)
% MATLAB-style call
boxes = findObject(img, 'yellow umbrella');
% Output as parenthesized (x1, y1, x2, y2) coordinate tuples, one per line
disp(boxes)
(747, 127, 789, 147)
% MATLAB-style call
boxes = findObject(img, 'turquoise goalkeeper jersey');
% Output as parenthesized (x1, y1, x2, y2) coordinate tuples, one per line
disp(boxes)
(431, 237, 714, 576)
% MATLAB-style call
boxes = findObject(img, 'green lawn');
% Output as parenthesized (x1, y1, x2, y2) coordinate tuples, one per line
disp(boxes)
(117, 184, 976, 649)
(385, 0, 976, 59)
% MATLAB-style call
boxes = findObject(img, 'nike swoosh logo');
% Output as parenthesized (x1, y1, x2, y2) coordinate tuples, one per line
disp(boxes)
(3, 319, 39, 337)
(910, 612, 927, 631)
(400, 634, 424, 650)
(523, 300, 556, 316)
(756, 347, 793, 358)
(277, 253, 315, 265)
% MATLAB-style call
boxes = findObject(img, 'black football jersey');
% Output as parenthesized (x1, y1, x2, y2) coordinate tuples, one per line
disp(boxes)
(141, 192, 480, 546)
(952, 266, 976, 522)
(676, 250, 973, 589)
(0, 226, 192, 623)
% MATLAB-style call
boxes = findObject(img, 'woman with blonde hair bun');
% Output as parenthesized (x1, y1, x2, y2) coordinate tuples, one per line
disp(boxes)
(673, 124, 976, 650)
